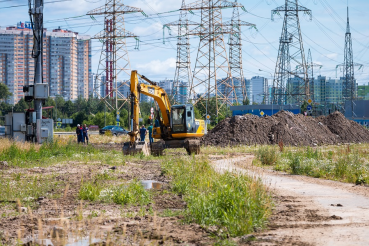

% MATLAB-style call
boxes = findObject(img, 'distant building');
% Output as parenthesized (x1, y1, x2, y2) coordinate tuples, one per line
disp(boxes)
(175, 80, 188, 104)
(159, 79, 173, 96)
(248, 76, 268, 105)
(216, 77, 244, 105)
(0, 23, 92, 104)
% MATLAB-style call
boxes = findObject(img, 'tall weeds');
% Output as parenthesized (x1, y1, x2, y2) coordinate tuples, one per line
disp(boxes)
(162, 156, 272, 236)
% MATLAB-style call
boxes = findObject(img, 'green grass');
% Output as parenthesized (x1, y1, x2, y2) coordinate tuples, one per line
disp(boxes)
(78, 179, 151, 206)
(159, 209, 184, 217)
(112, 180, 151, 206)
(256, 145, 369, 185)
(0, 173, 65, 206)
(162, 155, 272, 237)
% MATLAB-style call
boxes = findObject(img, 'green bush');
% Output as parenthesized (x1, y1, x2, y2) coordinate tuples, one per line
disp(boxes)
(78, 182, 102, 201)
(256, 146, 279, 166)
(112, 180, 151, 206)
(273, 146, 369, 185)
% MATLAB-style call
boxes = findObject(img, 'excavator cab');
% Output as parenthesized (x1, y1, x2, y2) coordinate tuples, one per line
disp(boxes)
(171, 105, 196, 134)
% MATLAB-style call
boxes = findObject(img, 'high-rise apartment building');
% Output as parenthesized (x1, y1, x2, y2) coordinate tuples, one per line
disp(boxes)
(0, 22, 91, 104)
(247, 76, 268, 105)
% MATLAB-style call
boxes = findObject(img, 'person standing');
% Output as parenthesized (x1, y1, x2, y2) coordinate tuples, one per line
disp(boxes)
(83, 124, 89, 145)
(147, 123, 154, 143)
(139, 125, 147, 142)
(76, 124, 83, 144)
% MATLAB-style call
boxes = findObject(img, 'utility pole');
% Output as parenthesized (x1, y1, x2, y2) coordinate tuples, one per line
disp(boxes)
(224, 0, 255, 104)
(180, 0, 244, 123)
(272, 0, 311, 105)
(33, 0, 43, 122)
(336, 6, 363, 119)
(87, 0, 142, 122)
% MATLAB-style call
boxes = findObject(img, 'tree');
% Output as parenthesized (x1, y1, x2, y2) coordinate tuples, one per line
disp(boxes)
(195, 97, 232, 126)
(13, 98, 29, 112)
(63, 100, 75, 116)
(72, 111, 88, 127)
(301, 100, 308, 114)
(90, 112, 115, 128)
(0, 83, 12, 101)
(242, 97, 250, 105)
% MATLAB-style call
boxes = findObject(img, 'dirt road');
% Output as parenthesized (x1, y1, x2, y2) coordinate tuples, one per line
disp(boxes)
(212, 156, 369, 246)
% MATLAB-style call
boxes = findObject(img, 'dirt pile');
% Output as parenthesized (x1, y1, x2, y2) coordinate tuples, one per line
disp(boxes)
(202, 111, 369, 146)
(320, 111, 369, 143)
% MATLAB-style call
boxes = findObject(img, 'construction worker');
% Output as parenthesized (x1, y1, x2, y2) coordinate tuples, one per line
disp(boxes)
(83, 124, 89, 145)
(139, 125, 147, 142)
(76, 124, 83, 144)
(147, 123, 154, 143)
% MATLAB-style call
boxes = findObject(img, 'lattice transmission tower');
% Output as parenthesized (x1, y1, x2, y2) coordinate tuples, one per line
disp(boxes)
(336, 6, 363, 118)
(223, 0, 255, 103)
(180, 0, 243, 120)
(87, 1, 142, 112)
(272, 0, 311, 105)
(301, 49, 322, 102)
(165, 0, 198, 105)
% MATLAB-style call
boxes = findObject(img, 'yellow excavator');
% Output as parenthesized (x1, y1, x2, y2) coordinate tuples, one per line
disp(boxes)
(123, 70, 205, 156)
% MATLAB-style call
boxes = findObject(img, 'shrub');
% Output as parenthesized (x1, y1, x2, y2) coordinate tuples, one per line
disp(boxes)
(256, 146, 279, 166)
(112, 180, 151, 206)
(78, 182, 102, 201)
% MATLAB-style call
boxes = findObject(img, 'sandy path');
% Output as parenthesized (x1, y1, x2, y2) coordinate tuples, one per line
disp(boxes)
(212, 156, 369, 246)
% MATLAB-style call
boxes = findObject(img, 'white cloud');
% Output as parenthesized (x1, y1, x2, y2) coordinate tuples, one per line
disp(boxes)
(133, 22, 163, 38)
(130, 0, 183, 13)
(46, 0, 102, 15)
(136, 58, 176, 75)
(325, 53, 338, 59)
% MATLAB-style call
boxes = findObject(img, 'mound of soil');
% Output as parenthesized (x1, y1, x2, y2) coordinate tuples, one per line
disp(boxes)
(320, 111, 369, 143)
(202, 111, 369, 146)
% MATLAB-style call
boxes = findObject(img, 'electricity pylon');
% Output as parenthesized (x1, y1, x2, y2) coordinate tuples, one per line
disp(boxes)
(302, 49, 322, 102)
(87, 0, 142, 113)
(336, 6, 363, 118)
(223, 0, 255, 103)
(180, 0, 243, 122)
(272, 0, 311, 105)
(165, 0, 198, 105)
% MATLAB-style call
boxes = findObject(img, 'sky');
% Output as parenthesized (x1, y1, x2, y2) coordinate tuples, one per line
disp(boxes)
(1, 0, 369, 85)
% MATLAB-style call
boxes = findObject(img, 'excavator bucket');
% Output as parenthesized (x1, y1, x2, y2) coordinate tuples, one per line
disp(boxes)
(123, 141, 151, 156)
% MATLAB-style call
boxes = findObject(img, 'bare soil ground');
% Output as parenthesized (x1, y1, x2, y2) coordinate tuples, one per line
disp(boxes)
(213, 156, 369, 246)
(2, 146, 369, 245)
(0, 157, 214, 245)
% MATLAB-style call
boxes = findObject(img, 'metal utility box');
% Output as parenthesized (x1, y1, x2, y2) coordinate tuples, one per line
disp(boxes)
(5, 112, 26, 141)
(41, 128, 49, 138)
(34, 83, 49, 99)
(21, 124, 27, 132)
(37, 119, 53, 143)
(27, 125, 34, 135)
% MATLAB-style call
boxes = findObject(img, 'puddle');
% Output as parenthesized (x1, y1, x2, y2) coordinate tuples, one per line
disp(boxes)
(22, 237, 102, 246)
(140, 180, 163, 190)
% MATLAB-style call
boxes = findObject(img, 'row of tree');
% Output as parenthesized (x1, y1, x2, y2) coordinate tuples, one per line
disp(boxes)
(0, 83, 233, 129)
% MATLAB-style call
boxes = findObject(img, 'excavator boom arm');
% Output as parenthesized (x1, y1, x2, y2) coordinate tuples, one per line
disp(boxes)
(129, 70, 172, 144)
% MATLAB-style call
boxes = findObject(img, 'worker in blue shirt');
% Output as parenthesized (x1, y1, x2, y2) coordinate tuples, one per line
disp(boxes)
(139, 125, 147, 142)
(147, 123, 154, 143)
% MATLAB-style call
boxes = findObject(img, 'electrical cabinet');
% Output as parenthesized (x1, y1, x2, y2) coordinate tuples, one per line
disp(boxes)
(34, 84, 49, 99)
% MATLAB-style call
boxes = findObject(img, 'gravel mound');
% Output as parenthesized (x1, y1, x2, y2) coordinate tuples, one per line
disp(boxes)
(202, 111, 369, 146)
